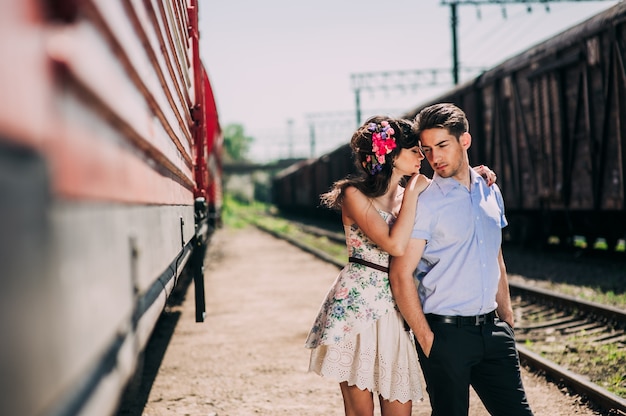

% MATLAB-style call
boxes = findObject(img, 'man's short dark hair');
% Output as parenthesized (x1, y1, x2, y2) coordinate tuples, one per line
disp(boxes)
(412, 103, 469, 140)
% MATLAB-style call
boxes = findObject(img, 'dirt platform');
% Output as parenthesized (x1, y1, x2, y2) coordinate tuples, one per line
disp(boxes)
(127, 226, 602, 416)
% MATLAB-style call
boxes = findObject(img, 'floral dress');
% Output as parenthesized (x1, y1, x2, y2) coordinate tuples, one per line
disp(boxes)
(305, 210, 423, 404)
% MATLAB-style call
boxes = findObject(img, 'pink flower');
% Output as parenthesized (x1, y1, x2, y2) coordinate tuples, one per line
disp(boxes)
(335, 287, 349, 300)
(350, 238, 361, 247)
(365, 120, 397, 175)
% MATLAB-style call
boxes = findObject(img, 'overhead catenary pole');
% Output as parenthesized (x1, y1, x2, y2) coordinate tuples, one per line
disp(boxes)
(309, 123, 316, 158)
(354, 88, 362, 127)
(441, 0, 615, 86)
(451, 2, 459, 85)
(287, 118, 294, 159)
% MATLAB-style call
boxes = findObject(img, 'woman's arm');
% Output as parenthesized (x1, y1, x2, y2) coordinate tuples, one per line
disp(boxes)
(342, 174, 429, 256)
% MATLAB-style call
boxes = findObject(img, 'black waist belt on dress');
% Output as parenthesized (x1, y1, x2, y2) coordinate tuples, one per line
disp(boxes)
(426, 311, 496, 326)
(348, 256, 389, 273)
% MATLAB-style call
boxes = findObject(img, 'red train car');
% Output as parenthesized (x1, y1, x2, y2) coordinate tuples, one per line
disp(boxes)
(0, 1, 221, 415)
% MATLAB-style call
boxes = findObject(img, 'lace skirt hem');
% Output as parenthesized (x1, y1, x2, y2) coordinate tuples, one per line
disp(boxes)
(307, 310, 423, 403)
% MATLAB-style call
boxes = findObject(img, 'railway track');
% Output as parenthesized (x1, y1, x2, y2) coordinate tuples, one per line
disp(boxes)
(512, 290, 626, 415)
(253, 215, 626, 415)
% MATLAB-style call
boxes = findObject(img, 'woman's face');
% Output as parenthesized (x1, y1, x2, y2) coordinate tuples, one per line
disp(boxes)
(393, 145, 424, 176)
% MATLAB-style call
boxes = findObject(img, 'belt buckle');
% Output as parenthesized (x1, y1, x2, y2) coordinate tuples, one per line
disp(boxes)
(474, 315, 482, 326)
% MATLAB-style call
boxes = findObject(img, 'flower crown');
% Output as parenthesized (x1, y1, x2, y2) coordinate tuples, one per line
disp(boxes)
(364, 120, 397, 175)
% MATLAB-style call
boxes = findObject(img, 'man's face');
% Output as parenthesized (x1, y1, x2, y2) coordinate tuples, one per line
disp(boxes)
(420, 128, 470, 180)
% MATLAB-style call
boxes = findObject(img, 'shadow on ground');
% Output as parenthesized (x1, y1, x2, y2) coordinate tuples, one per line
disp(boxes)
(115, 272, 194, 415)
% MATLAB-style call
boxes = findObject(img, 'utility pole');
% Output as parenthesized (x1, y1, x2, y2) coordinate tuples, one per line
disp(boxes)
(308, 123, 316, 158)
(287, 118, 294, 159)
(441, 0, 615, 85)
(355, 89, 361, 127)
(451, 2, 459, 85)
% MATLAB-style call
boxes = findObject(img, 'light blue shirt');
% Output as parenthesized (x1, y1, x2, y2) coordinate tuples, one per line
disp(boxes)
(411, 168, 507, 316)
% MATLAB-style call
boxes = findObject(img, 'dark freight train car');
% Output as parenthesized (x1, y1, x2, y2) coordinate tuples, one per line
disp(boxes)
(403, 2, 626, 248)
(274, 3, 626, 250)
(273, 142, 353, 219)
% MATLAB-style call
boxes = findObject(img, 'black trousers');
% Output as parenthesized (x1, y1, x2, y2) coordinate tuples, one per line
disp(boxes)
(416, 318, 534, 416)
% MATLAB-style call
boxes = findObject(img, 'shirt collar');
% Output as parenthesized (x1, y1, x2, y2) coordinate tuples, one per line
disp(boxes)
(432, 168, 482, 195)
(469, 167, 483, 186)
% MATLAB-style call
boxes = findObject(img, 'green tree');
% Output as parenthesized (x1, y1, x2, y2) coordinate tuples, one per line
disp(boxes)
(223, 123, 253, 162)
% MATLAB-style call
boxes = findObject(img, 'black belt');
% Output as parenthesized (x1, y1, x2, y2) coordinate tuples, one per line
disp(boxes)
(348, 256, 389, 273)
(426, 311, 496, 327)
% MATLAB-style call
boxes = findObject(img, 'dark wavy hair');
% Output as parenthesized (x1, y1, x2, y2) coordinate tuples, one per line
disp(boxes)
(320, 116, 418, 210)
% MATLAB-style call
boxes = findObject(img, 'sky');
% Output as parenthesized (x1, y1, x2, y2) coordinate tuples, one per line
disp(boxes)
(199, 0, 621, 163)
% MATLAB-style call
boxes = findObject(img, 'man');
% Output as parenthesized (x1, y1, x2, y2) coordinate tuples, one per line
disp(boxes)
(389, 103, 533, 416)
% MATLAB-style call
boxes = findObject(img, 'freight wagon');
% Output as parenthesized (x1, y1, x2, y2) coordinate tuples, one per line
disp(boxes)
(273, 2, 626, 250)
